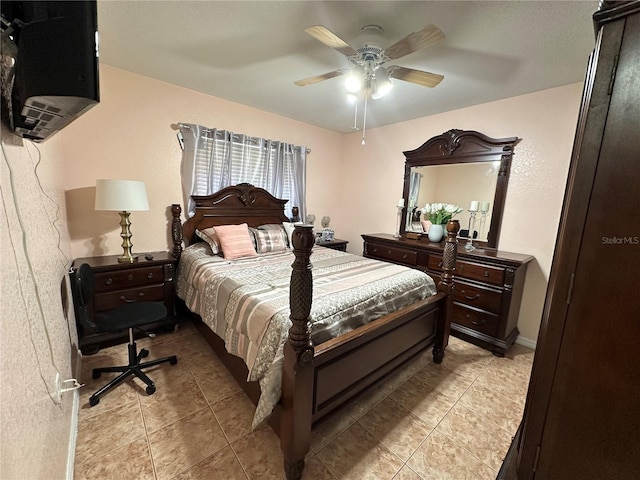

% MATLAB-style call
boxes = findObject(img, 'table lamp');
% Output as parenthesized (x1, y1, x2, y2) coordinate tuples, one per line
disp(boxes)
(95, 179, 149, 263)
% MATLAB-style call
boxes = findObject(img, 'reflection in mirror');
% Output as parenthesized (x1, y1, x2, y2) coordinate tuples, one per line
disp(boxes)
(407, 162, 500, 242)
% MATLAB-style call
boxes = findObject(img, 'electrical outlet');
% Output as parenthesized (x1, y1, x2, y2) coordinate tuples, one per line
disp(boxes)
(54, 372, 62, 404)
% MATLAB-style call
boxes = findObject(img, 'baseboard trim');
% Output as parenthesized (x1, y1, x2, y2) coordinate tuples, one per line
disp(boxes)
(515, 335, 537, 349)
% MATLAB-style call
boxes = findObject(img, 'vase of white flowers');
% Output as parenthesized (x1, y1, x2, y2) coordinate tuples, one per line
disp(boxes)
(421, 203, 463, 242)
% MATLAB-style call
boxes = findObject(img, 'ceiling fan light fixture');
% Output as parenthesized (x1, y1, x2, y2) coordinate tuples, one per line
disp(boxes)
(371, 67, 393, 99)
(345, 70, 362, 93)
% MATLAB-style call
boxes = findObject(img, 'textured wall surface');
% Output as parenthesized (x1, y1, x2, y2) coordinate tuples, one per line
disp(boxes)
(1, 125, 78, 479)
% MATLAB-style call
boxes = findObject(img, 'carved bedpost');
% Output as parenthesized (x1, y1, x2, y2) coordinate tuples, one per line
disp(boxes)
(171, 204, 183, 260)
(434, 219, 459, 363)
(281, 225, 315, 480)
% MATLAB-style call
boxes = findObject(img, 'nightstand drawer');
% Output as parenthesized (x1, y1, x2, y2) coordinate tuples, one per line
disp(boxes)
(452, 303, 499, 337)
(94, 266, 165, 292)
(453, 282, 502, 314)
(94, 284, 166, 311)
(367, 242, 418, 266)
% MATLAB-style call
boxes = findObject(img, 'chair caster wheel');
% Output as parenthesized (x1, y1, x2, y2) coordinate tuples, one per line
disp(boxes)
(170, 357, 178, 365)
(140, 349, 149, 358)
(92, 370, 101, 379)
(146, 385, 156, 395)
(89, 397, 99, 407)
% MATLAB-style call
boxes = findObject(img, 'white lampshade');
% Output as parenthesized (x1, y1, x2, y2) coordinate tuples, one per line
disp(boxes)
(95, 179, 149, 212)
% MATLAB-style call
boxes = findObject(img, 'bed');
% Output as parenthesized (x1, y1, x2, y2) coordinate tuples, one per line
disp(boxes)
(170, 183, 458, 480)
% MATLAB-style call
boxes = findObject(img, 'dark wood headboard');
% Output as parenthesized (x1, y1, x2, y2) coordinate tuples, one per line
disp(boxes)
(171, 183, 290, 258)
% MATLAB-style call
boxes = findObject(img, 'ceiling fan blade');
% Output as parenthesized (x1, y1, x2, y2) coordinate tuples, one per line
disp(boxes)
(304, 25, 358, 57)
(388, 66, 444, 88)
(384, 24, 445, 60)
(294, 70, 345, 87)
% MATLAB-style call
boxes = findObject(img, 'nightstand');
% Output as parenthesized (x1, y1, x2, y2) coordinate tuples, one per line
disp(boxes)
(71, 251, 177, 354)
(316, 238, 349, 252)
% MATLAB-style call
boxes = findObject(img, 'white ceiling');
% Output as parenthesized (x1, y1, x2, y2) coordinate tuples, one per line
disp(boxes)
(97, 0, 599, 134)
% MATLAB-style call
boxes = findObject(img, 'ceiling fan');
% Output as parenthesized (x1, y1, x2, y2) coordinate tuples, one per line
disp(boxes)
(294, 24, 445, 99)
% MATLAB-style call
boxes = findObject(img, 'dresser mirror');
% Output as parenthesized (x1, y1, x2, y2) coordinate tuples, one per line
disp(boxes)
(401, 129, 520, 249)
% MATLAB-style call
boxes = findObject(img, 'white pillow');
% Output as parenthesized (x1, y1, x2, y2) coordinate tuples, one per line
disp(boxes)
(282, 221, 303, 248)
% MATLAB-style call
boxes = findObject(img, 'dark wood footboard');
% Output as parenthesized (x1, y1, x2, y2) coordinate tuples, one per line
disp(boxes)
(280, 220, 458, 479)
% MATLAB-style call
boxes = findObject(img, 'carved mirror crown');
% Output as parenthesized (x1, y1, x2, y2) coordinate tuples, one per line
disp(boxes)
(402, 129, 520, 249)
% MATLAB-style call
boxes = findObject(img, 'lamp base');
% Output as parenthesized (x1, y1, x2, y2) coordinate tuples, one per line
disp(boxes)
(117, 254, 139, 263)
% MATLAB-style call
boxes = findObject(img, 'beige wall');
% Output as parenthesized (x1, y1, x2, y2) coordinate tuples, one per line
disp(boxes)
(337, 83, 582, 342)
(1, 126, 78, 479)
(62, 65, 344, 259)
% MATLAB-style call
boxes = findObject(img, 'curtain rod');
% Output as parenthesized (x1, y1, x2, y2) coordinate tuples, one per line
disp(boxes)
(177, 123, 310, 154)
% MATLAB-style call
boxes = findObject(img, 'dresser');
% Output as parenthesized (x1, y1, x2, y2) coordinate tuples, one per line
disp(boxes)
(362, 233, 533, 355)
(71, 251, 177, 354)
(501, 3, 640, 479)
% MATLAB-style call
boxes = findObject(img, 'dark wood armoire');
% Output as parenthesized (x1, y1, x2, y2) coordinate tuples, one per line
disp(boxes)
(501, 1, 640, 479)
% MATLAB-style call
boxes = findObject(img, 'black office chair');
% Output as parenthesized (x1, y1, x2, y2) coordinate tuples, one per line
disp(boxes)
(74, 263, 177, 406)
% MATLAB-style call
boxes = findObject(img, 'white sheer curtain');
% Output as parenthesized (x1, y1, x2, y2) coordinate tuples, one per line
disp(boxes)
(178, 123, 307, 219)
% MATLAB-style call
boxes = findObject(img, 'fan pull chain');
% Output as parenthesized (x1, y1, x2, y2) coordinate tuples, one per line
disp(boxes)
(352, 97, 359, 131)
(362, 95, 368, 145)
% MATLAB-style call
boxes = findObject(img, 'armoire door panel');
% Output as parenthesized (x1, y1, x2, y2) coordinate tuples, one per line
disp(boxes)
(516, 4, 640, 479)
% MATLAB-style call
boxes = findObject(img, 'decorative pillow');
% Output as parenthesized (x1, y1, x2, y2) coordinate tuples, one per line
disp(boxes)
(258, 224, 286, 232)
(249, 227, 288, 253)
(282, 221, 303, 248)
(214, 223, 258, 260)
(195, 227, 221, 255)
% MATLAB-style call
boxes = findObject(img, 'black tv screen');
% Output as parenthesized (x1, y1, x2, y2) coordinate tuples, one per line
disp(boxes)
(1, 1, 99, 142)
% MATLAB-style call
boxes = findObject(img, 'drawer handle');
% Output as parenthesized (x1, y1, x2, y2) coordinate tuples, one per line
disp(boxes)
(483, 271, 489, 277)
(387, 249, 392, 255)
(105, 278, 113, 285)
(120, 293, 144, 303)
(437, 261, 443, 268)
(127, 274, 133, 281)
(460, 290, 480, 301)
(373, 248, 378, 253)
(147, 273, 154, 279)
(402, 254, 408, 259)
(466, 314, 486, 326)
(459, 264, 464, 270)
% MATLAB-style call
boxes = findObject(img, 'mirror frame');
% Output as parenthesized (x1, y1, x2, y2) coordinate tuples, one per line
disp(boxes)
(401, 129, 520, 249)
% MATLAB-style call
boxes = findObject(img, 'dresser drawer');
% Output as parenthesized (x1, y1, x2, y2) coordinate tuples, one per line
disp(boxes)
(428, 255, 505, 286)
(453, 282, 502, 314)
(94, 266, 165, 292)
(452, 303, 499, 337)
(94, 284, 166, 311)
(367, 242, 418, 266)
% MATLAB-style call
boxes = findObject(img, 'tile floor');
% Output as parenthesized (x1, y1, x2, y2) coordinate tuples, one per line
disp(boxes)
(74, 320, 534, 480)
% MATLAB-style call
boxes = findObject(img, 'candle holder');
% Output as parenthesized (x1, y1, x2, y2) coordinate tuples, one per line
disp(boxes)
(465, 210, 478, 252)
(394, 205, 403, 238)
(478, 210, 488, 240)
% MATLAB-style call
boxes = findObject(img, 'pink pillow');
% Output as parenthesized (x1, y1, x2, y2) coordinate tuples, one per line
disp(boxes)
(214, 223, 258, 260)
